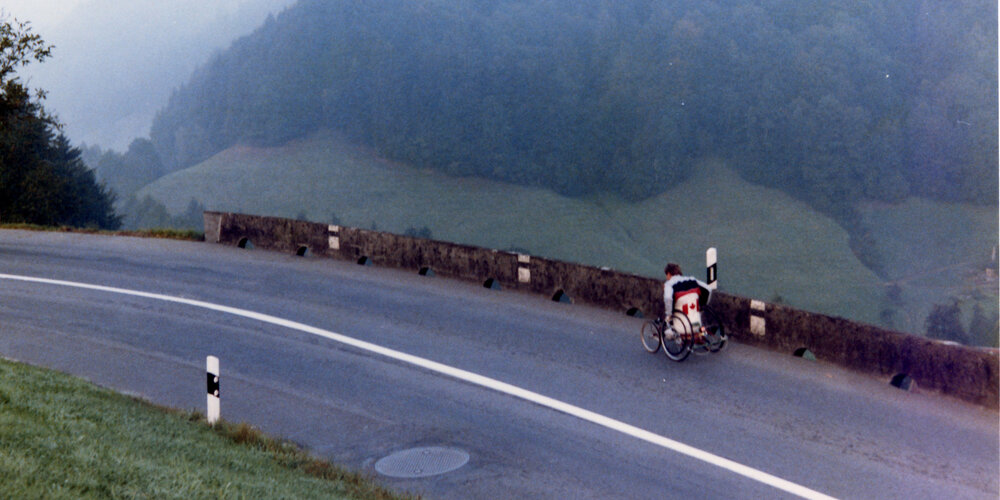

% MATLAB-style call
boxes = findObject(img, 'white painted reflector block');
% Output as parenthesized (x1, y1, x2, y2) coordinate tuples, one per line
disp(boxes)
(706, 247, 718, 290)
(750, 300, 766, 336)
(328, 225, 340, 250)
(518, 267, 531, 284)
(517, 254, 531, 284)
(206, 356, 220, 425)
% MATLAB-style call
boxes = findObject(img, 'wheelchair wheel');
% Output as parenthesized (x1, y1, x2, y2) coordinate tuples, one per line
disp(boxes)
(662, 311, 692, 362)
(702, 306, 727, 353)
(640, 318, 662, 354)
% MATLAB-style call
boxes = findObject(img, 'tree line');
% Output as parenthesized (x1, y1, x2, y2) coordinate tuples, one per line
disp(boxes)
(1, 17, 119, 229)
(79, 139, 206, 230)
(148, 0, 997, 213)
(5, 1, 995, 234)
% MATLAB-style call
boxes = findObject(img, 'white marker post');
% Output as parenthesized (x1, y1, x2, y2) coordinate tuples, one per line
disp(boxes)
(706, 247, 718, 291)
(206, 356, 220, 425)
(0, 273, 837, 499)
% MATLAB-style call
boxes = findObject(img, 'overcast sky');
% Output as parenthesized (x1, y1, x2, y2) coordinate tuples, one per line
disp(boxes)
(4, 0, 295, 150)
(2, 0, 84, 30)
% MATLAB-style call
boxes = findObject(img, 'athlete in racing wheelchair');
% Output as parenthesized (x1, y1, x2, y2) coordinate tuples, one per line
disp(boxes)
(663, 262, 711, 338)
(640, 262, 726, 361)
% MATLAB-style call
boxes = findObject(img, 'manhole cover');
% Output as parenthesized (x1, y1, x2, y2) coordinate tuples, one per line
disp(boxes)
(375, 447, 470, 478)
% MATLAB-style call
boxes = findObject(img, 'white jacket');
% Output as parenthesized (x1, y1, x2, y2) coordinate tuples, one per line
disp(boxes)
(664, 275, 712, 318)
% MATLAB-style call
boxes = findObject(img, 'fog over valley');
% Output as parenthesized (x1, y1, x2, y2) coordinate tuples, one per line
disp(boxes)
(14, 0, 296, 150)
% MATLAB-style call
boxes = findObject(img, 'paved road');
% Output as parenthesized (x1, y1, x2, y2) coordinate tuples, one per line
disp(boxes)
(0, 230, 996, 499)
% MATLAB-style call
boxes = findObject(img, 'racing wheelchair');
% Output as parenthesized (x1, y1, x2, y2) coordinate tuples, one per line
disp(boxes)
(640, 290, 727, 362)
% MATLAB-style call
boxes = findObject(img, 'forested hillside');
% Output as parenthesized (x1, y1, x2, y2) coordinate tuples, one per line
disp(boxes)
(148, 0, 997, 214)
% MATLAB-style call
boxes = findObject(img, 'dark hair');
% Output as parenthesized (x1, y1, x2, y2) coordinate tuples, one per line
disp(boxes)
(664, 263, 682, 276)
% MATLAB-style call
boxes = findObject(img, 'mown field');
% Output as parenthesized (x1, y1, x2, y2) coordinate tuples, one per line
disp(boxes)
(0, 357, 406, 499)
(139, 130, 998, 343)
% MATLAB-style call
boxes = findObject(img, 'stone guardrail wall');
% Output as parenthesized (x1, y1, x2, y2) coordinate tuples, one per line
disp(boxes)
(204, 211, 999, 408)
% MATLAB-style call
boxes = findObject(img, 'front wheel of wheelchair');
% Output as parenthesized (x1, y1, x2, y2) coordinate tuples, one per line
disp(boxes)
(662, 312, 692, 362)
(702, 306, 727, 353)
(640, 318, 662, 354)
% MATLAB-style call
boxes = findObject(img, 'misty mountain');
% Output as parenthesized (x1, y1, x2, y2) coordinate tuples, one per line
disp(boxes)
(24, 0, 296, 150)
(148, 0, 997, 214)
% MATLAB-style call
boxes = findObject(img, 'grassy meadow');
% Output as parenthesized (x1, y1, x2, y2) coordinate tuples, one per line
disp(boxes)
(859, 199, 998, 341)
(139, 130, 998, 343)
(0, 357, 406, 499)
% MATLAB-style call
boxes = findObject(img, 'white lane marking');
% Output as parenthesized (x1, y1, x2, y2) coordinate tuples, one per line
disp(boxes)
(0, 273, 835, 500)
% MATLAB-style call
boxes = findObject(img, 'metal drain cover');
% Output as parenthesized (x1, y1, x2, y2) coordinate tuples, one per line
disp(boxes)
(375, 447, 470, 478)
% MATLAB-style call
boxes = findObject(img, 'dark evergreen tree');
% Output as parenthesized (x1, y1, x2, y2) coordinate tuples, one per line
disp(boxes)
(0, 16, 120, 229)
(119, 195, 172, 230)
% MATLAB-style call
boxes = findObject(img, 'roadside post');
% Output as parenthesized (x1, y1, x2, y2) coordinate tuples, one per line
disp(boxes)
(207, 356, 220, 425)
(706, 247, 717, 291)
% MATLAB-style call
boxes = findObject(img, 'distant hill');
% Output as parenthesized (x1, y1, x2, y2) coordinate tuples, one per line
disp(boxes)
(132, 0, 997, 344)
(148, 0, 997, 211)
(140, 130, 998, 343)
(140, 130, 891, 323)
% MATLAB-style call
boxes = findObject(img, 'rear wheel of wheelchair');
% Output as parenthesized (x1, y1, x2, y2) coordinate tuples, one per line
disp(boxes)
(640, 319, 661, 353)
(702, 306, 727, 352)
(662, 312, 692, 362)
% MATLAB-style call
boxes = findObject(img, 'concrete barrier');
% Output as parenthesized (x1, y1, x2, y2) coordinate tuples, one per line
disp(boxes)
(204, 211, 999, 408)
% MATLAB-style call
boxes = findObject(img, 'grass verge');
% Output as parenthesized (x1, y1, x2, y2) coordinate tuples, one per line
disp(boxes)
(0, 223, 204, 242)
(0, 357, 411, 499)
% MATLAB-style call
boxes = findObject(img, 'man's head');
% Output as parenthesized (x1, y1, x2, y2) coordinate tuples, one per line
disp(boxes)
(664, 262, 682, 279)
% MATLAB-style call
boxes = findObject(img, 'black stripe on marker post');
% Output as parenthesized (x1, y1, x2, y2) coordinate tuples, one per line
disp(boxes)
(207, 372, 220, 397)
(207, 355, 220, 425)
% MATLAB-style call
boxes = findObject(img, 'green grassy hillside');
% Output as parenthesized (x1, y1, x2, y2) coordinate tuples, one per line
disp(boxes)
(859, 199, 998, 343)
(138, 130, 997, 340)
(0, 358, 404, 499)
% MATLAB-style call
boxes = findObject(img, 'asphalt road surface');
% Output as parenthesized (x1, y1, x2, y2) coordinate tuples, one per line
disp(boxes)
(0, 229, 996, 499)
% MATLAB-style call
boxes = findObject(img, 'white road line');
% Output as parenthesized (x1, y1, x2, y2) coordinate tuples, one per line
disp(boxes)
(0, 272, 836, 500)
